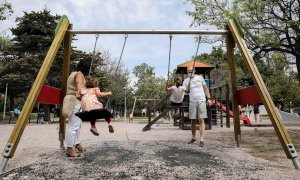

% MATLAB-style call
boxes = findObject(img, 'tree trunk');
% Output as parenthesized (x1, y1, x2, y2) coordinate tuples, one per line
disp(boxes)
(295, 54, 300, 84)
(42, 104, 50, 121)
(295, 37, 300, 84)
(9, 95, 14, 111)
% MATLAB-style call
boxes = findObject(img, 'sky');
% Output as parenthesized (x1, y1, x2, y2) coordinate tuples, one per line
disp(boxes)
(1, 0, 218, 80)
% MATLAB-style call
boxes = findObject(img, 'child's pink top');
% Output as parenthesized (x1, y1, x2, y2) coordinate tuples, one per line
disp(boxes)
(81, 88, 103, 112)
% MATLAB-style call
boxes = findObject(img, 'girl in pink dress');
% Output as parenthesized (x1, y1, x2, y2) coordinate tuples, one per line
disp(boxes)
(81, 76, 114, 136)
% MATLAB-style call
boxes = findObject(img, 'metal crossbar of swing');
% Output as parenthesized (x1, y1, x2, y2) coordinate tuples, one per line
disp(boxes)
(67, 29, 229, 35)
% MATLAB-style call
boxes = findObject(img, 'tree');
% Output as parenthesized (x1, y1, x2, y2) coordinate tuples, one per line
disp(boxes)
(0, 9, 92, 111)
(132, 63, 155, 83)
(132, 63, 165, 112)
(0, 34, 12, 61)
(196, 46, 251, 88)
(187, 0, 300, 83)
(196, 46, 300, 111)
(0, 1, 13, 21)
(91, 50, 132, 114)
(0, 9, 63, 110)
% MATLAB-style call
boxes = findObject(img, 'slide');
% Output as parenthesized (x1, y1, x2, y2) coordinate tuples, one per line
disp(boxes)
(211, 100, 251, 125)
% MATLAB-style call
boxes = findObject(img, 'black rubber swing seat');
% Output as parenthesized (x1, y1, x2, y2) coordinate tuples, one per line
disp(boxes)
(75, 109, 112, 121)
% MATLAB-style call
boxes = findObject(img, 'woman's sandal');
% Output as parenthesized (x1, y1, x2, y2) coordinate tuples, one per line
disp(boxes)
(66, 148, 83, 157)
(75, 144, 86, 153)
(66, 151, 82, 157)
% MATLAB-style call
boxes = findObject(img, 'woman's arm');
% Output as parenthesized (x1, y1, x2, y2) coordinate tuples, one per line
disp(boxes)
(95, 87, 112, 97)
(74, 72, 85, 99)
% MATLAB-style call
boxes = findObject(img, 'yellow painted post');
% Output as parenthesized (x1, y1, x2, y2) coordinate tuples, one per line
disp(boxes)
(225, 25, 241, 147)
(59, 24, 72, 149)
(228, 19, 299, 169)
(0, 16, 69, 173)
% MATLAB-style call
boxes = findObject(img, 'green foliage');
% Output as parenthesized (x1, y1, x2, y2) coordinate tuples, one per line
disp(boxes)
(132, 63, 155, 83)
(0, 9, 90, 109)
(197, 47, 300, 110)
(0, 1, 13, 21)
(132, 63, 166, 111)
(195, 46, 251, 87)
(11, 9, 60, 55)
(0, 35, 12, 51)
(0, 9, 64, 110)
(187, 0, 300, 83)
(0, 8, 131, 113)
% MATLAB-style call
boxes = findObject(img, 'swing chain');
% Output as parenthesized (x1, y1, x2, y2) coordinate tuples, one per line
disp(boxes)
(106, 34, 128, 109)
(89, 34, 100, 75)
(191, 35, 202, 71)
(115, 34, 128, 75)
(167, 34, 173, 84)
(187, 35, 202, 91)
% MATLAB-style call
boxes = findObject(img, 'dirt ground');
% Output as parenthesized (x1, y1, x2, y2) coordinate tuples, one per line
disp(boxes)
(0, 120, 300, 179)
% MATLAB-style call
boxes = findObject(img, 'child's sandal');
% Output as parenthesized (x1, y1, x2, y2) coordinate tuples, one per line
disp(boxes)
(90, 128, 99, 136)
(108, 125, 114, 133)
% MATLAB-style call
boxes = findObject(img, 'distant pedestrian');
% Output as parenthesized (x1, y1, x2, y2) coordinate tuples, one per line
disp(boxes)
(253, 104, 261, 122)
(142, 107, 147, 116)
(14, 105, 21, 118)
(156, 111, 160, 117)
(129, 112, 133, 123)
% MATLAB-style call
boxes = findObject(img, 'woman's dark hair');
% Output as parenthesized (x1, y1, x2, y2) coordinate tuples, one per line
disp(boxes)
(76, 59, 91, 76)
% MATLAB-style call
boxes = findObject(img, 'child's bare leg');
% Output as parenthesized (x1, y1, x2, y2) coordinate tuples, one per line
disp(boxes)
(105, 117, 114, 133)
(90, 119, 96, 128)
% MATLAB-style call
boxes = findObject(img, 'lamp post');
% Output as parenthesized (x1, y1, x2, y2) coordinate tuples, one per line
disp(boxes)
(2, 83, 8, 119)
(124, 87, 127, 121)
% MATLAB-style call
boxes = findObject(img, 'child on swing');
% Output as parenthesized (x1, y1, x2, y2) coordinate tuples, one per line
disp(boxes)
(165, 76, 186, 122)
(165, 76, 186, 105)
(81, 76, 114, 136)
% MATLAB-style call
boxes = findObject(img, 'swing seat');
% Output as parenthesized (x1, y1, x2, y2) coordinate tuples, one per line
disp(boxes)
(75, 109, 112, 121)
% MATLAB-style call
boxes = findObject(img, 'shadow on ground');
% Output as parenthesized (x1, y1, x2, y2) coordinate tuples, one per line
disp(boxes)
(0, 140, 228, 179)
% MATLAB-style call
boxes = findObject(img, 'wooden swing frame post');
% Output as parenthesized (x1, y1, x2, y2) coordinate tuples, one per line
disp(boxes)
(225, 25, 241, 147)
(0, 16, 70, 173)
(58, 24, 73, 149)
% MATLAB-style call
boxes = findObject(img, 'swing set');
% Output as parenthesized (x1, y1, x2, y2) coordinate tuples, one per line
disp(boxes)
(0, 15, 299, 172)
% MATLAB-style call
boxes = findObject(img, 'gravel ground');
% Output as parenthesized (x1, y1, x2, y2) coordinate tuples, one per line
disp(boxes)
(0, 120, 300, 179)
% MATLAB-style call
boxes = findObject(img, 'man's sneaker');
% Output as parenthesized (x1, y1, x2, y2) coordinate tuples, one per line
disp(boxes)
(188, 139, 196, 144)
(199, 141, 205, 147)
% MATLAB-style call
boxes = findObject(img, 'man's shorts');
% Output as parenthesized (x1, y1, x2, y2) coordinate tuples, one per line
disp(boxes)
(189, 101, 207, 119)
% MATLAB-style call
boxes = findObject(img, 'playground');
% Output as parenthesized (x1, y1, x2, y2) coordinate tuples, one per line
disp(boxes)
(0, 120, 299, 179)
(1, 1, 300, 178)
